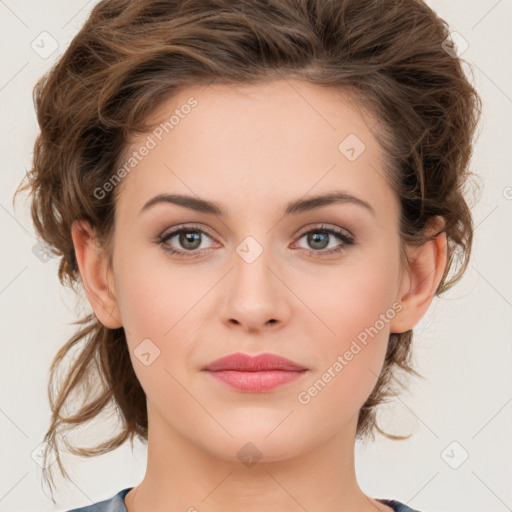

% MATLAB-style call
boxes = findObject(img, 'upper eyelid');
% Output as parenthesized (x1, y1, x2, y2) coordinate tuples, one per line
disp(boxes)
(296, 224, 352, 237)
(161, 223, 211, 236)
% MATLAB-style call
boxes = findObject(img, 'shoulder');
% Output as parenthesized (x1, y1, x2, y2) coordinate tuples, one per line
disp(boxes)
(64, 487, 133, 512)
(377, 498, 423, 512)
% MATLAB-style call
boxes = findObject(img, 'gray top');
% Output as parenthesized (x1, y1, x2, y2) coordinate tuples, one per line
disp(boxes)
(65, 487, 422, 511)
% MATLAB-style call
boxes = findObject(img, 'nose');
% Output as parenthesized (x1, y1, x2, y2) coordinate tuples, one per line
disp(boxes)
(219, 243, 291, 333)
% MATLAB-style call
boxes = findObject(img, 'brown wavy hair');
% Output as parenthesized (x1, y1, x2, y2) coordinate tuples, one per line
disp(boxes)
(13, 0, 481, 502)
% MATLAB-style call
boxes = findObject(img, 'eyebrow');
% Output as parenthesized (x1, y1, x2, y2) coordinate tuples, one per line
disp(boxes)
(139, 190, 376, 217)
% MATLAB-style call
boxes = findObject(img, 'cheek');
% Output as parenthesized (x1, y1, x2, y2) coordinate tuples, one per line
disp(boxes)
(298, 248, 401, 407)
(112, 248, 194, 381)
(111, 242, 225, 385)
(306, 249, 399, 339)
(113, 242, 203, 336)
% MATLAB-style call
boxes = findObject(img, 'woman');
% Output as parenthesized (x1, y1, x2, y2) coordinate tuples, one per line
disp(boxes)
(14, 0, 481, 510)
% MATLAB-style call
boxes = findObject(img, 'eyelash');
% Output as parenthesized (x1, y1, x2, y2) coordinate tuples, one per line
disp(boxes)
(156, 223, 355, 259)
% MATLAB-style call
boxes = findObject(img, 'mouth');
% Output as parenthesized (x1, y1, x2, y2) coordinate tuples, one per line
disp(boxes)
(202, 352, 308, 392)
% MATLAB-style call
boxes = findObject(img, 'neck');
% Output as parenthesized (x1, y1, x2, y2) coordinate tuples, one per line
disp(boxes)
(124, 403, 392, 512)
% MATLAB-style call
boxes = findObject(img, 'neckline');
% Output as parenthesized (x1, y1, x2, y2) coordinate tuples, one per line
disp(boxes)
(119, 487, 134, 510)
(118, 488, 407, 512)
(376, 498, 413, 511)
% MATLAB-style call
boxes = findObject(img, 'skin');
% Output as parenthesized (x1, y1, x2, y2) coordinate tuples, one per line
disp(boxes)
(72, 79, 447, 512)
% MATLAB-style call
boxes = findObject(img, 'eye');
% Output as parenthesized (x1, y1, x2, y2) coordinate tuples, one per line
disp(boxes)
(155, 223, 355, 259)
(293, 224, 355, 256)
(156, 224, 217, 258)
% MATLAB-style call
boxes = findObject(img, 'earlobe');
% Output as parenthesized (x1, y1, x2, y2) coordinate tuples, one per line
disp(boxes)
(71, 220, 122, 329)
(390, 217, 448, 334)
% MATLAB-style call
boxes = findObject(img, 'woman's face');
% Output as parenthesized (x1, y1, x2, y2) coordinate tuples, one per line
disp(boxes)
(105, 80, 407, 461)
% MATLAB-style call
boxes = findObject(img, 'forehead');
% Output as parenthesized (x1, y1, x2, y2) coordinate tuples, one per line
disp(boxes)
(114, 80, 397, 224)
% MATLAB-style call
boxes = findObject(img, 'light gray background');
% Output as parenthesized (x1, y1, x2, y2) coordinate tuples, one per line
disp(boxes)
(1, 1, 511, 511)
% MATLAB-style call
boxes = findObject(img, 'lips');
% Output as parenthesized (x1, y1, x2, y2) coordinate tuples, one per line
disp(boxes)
(202, 352, 308, 392)
(203, 352, 307, 372)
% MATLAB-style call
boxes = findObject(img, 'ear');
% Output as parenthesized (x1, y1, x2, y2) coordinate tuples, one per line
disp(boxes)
(71, 220, 122, 329)
(390, 216, 448, 334)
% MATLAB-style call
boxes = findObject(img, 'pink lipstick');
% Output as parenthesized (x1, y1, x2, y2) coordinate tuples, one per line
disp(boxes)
(202, 352, 308, 392)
